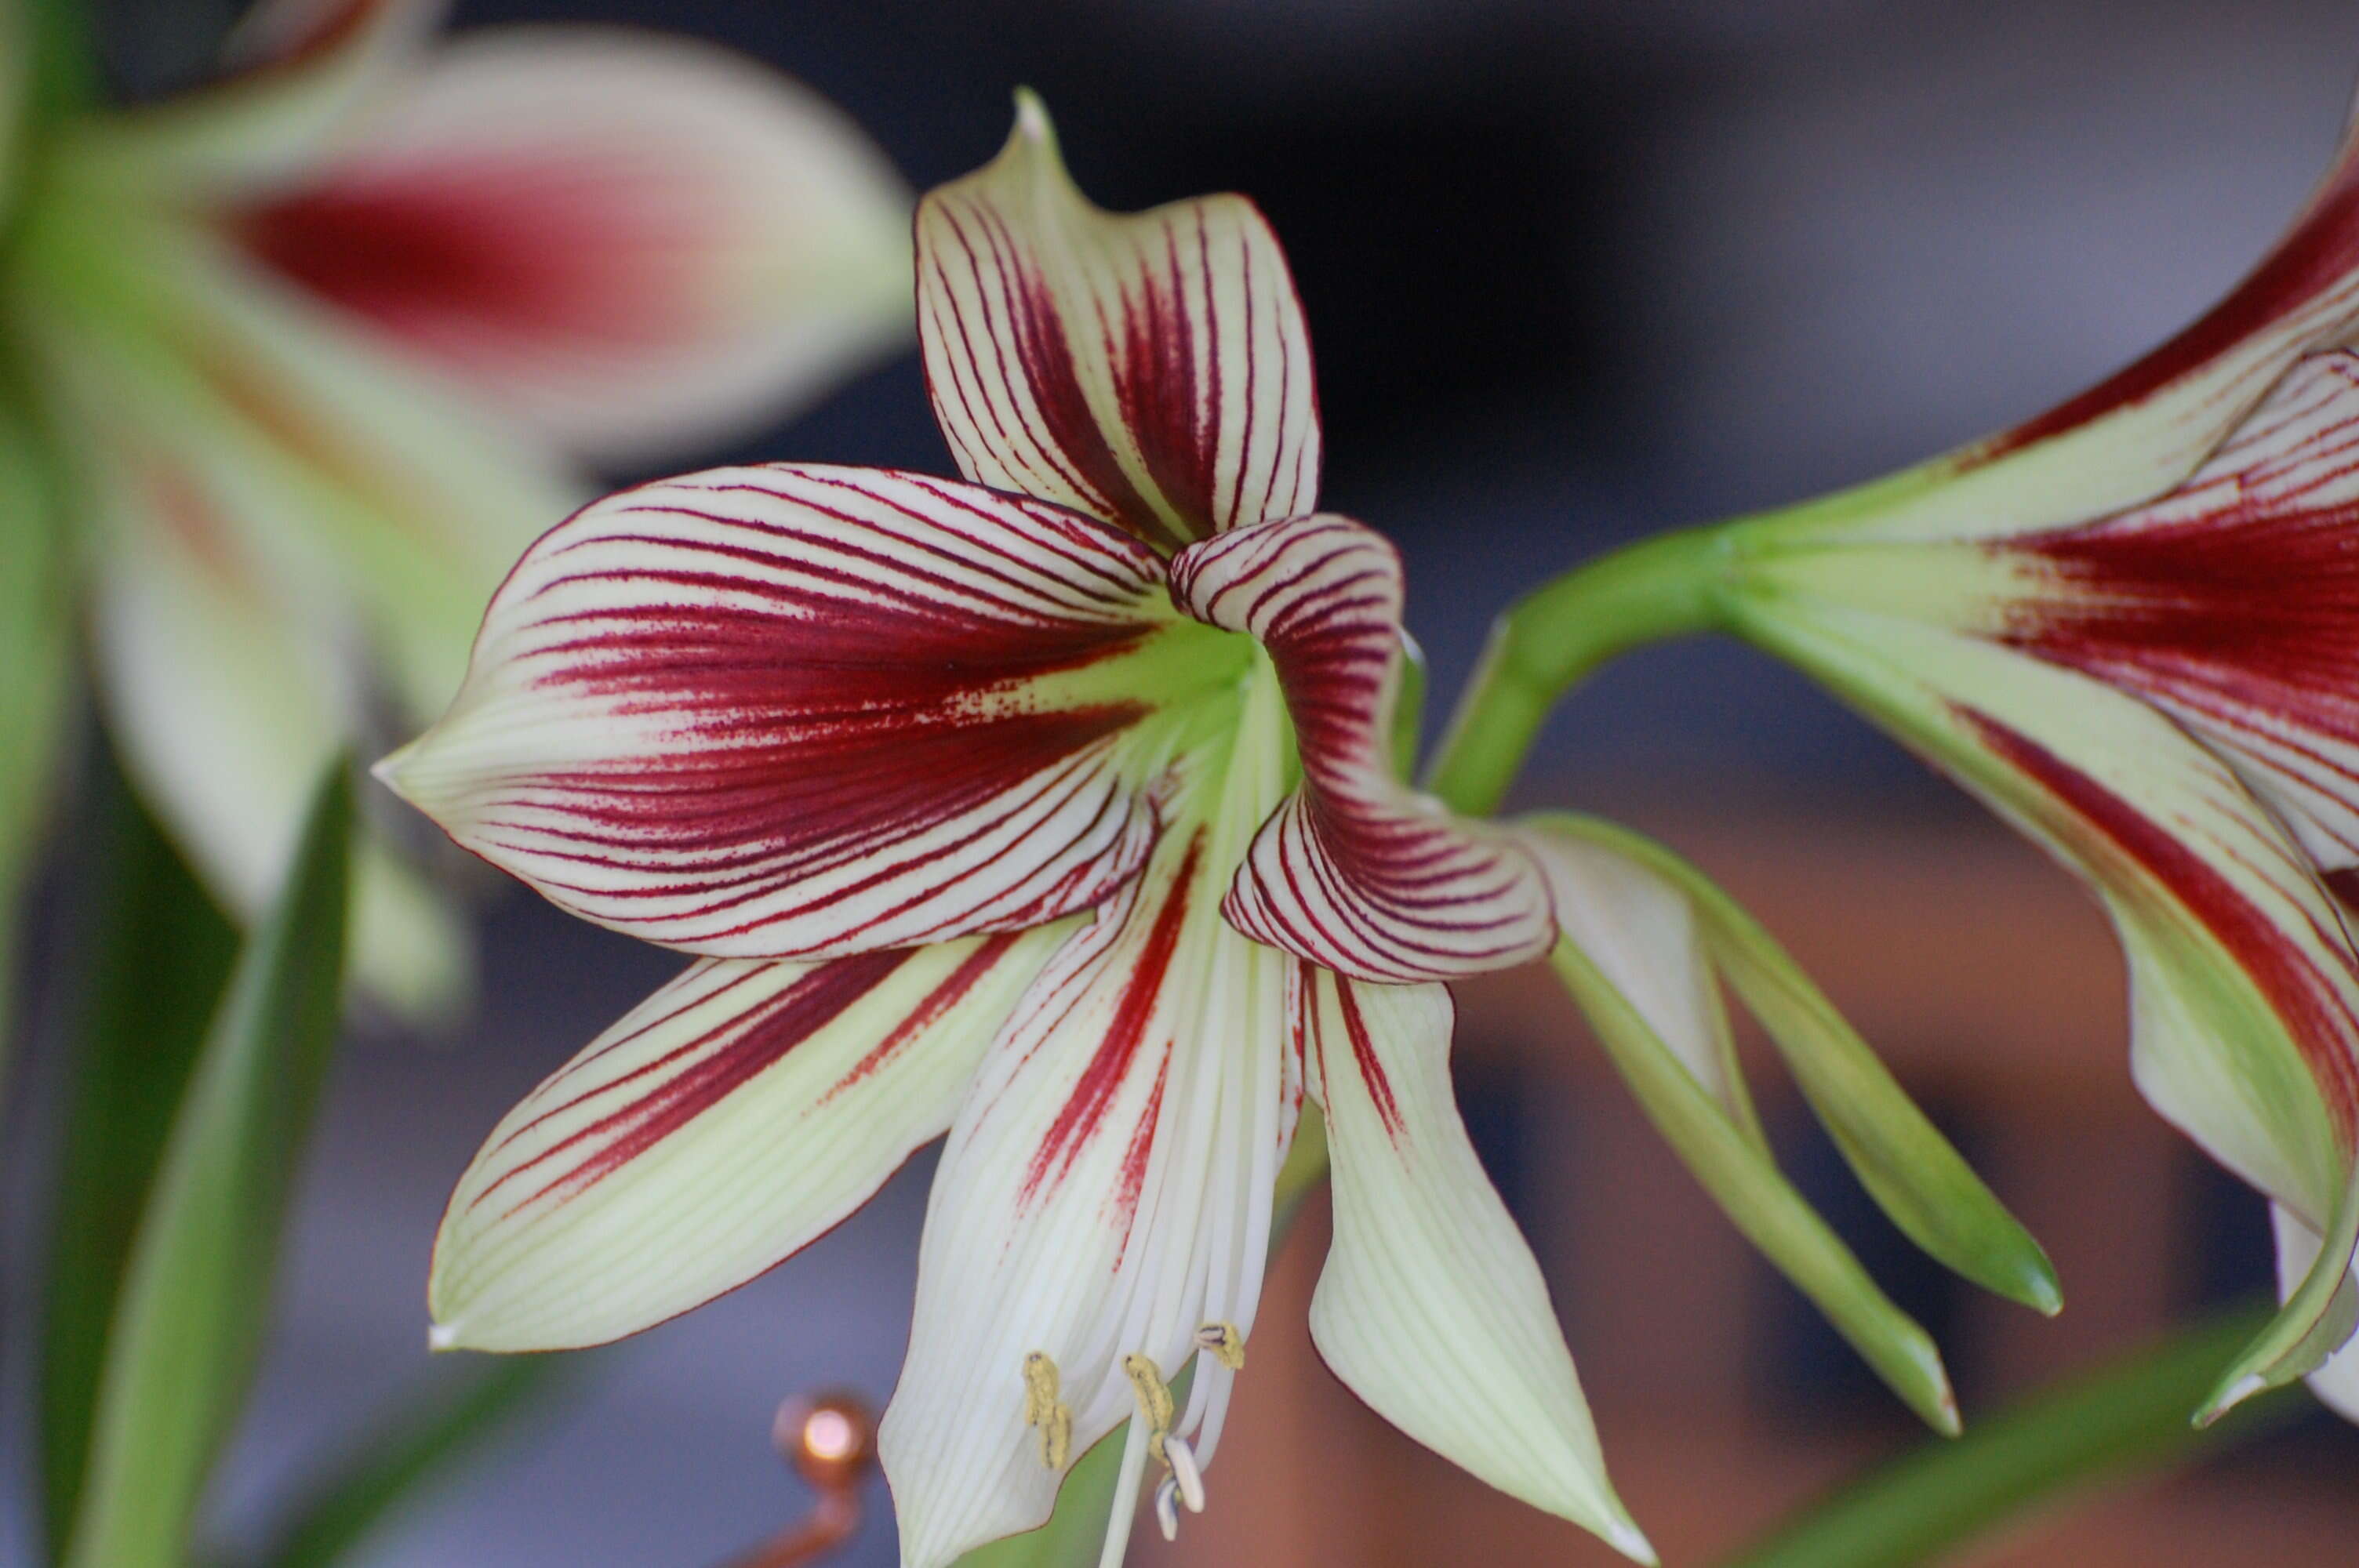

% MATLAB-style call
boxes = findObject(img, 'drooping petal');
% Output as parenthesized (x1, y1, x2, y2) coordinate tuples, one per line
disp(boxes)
(1171, 514, 1555, 982)
(1756, 118, 2359, 548)
(1993, 351, 2359, 872)
(227, 27, 914, 463)
(1732, 593, 2359, 1413)
(70, 0, 442, 197)
(2275, 1203, 2359, 1421)
(429, 924, 1067, 1352)
(881, 726, 1296, 1566)
(1521, 814, 2060, 1318)
(916, 93, 1319, 551)
(380, 464, 1247, 960)
(1302, 967, 1653, 1563)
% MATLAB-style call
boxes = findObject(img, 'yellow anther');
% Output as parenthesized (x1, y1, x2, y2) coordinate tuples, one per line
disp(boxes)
(1020, 1352, 1072, 1471)
(1121, 1352, 1176, 1462)
(1194, 1321, 1247, 1371)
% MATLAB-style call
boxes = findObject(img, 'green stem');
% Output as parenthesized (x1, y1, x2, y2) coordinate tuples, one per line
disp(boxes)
(1718, 1305, 2300, 1568)
(1424, 525, 1728, 817)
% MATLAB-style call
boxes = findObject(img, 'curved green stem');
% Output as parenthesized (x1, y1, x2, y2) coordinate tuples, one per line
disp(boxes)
(1719, 1305, 2299, 1568)
(1424, 525, 1729, 817)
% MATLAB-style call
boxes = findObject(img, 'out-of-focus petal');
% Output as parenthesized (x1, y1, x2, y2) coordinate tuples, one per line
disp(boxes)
(71, 0, 442, 197)
(89, 465, 465, 1016)
(380, 464, 1249, 960)
(1171, 514, 1554, 981)
(916, 93, 1318, 552)
(229, 28, 913, 463)
(881, 769, 1296, 1567)
(1991, 351, 2359, 872)
(1734, 594, 2359, 1414)
(430, 924, 1067, 1352)
(1301, 967, 1653, 1563)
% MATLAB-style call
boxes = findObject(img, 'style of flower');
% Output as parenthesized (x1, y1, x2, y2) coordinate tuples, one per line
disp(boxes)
(1, 0, 912, 1008)
(378, 96, 1656, 1566)
(1710, 112, 2359, 1419)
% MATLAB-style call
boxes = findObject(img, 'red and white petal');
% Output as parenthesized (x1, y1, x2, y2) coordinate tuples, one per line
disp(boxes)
(1303, 968, 1654, 1562)
(227, 28, 914, 463)
(72, 0, 441, 197)
(916, 93, 1318, 552)
(1776, 121, 2359, 548)
(1736, 597, 2359, 1403)
(880, 808, 1296, 1567)
(1994, 351, 2359, 871)
(378, 465, 1244, 959)
(428, 924, 1065, 1352)
(1171, 514, 1554, 982)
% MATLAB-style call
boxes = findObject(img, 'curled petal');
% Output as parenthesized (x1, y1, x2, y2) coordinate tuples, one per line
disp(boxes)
(917, 93, 1319, 550)
(380, 465, 1243, 959)
(1997, 351, 2359, 872)
(430, 925, 1065, 1352)
(230, 28, 914, 463)
(2275, 1203, 2359, 1421)
(1303, 968, 1653, 1562)
(1171, 514, 1554, 982)
(881, 807, 1295, 1567)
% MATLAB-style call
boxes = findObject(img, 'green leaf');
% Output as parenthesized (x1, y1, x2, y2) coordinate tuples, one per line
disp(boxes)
(60, 759, 353, 1568)
(1548, 936, 1961, 1436)
(1542, 815, 2060, 1318)
(1719, 1305, 2299, 1568)
(0, 384, 74, 1104)
(251, 1356, 575, 1568)
(956, 1426, 1125, 1568)
(39, 737, 242, 1557)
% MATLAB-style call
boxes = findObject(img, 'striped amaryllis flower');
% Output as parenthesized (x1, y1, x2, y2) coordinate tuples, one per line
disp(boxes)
(376, 96, 1652, 1566)
(1715, 111, 2359, 1423)
(2, 0, 911, 1010)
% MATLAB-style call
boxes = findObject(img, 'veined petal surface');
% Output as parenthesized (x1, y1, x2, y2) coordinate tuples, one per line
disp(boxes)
(882, 704, 1296, 1566)
(1993, 351, 2359, 872)
(917, 93, 1318, 551)
(229, 28, 914, 463)
(1735, 597, 2359, 1402)
(1762, 122, 2359, 547)
(430, 924, 1067, 1352)
(1172, 514, 1554, 982)
(1303, 967, 1652, 1562)
(380, 465, 1245, 959)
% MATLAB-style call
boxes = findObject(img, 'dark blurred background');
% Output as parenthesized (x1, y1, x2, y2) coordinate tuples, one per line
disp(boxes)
(11, 2, 2359, 1564)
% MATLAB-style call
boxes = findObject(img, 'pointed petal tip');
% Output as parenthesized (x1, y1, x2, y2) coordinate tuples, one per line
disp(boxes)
(427, 1319, 460, 1352)
(1606, 1516, 1660, 1566)
(2194, 1370, 2270, 1428)
(1011, 85, 1055, 145)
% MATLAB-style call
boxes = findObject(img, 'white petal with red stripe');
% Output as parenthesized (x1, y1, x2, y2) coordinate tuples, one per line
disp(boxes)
(227, 27, 914, 463)
(1734, 594, 2359, 1408)
(429, 925, 1067, 1352)
(1992, 351, 2359, 872)
(881, 735, 1296, 1566)
(1303, 967, 1653, 1561)
(917, 93, 1319, 552)
(1171, 514, 1555, 982)
(381, 465, 1251, 959)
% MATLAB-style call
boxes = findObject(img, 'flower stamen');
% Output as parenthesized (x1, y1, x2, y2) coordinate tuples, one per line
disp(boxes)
(1021, 1351, 1072, 1471)
(1194, 1320, 1246, 1370)
(1121, 1352, 1176, 1460)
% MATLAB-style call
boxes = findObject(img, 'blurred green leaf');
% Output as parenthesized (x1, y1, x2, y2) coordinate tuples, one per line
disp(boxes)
(61, 759, 352, 1568)
(1720, 1305, 2299, 1568)
(1550, 936, 1961, 1436)
(250, 1356, 574, 1568)
(958, 1428, 1125, 1568)
(0, 387, 74, 1098)
(39, 737, 241, 1556)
